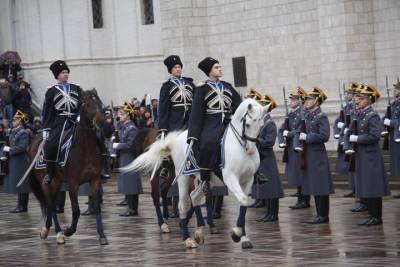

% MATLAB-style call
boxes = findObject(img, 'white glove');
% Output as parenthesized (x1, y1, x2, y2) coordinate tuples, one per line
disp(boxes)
(299, 132, 307, 141)
(283, 130, 289, 137)
(337, 122, 344, 129)
(110, 136, 116, 142)
(334, 134, 340, 139)
(112, 143, 119, 149)
(349, 134, 358, 143)
(76, 115, 81, 122)
(42, 131, 49, 140)
(3, 146, 10, 152)
(344, 128, 350, 135)
(383, 118, 391, 126)
(278, 143, 286, 148)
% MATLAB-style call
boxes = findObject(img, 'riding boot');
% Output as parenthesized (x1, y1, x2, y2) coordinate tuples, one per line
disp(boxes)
(264, 198, 279, 222)
(56, 191, 66, 213)
(120, 195, 137, 216)
(200, 169, 211, 201)
(170, 196, 179, 218)
(43, 161, 56, 185)
(256, 199, 270, 222)
(82, 196, 95, 216)
(117, 195, 128, 206)
(213, 196, 224, 219)
(101, 154, 111, 179)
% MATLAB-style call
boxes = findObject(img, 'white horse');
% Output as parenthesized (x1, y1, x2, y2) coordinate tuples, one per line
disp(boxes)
(121, 98, 266, 249)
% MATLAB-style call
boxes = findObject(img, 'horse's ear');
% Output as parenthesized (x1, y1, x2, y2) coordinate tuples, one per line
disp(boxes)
(92, 88, 98, 96)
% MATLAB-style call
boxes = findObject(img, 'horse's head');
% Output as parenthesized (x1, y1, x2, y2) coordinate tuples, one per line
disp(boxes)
(81, 88, 105, 128)
(232, 98, 266, 142)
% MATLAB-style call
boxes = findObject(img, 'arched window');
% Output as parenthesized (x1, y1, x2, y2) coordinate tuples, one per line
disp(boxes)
(92, 0, 103, 28)
(141, 0, 154, 25)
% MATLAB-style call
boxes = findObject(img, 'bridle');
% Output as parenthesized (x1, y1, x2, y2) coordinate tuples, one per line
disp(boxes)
(229, 110, 259, 149)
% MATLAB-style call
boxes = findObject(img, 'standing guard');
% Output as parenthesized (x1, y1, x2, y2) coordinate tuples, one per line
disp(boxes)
(349, 84, 390, 226)
(278, 86, 310, 209)
(187, 57, 242, 195)
(2, 110, 31, 213)
(113, 102, 143, 216)
(253, 94, 284, 222)
(295, 87, 334, 224)
(382, 81, 400, 198)
(42, 60, 82, 185)
(158, 55, 195, 217)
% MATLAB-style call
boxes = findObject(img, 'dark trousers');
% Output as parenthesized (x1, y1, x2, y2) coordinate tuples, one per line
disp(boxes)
(314, 195, 329, 218)
(366, 197, 382, 219)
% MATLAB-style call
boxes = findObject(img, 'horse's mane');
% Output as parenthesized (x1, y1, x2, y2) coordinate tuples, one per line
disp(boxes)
(232, 98, 263, 121)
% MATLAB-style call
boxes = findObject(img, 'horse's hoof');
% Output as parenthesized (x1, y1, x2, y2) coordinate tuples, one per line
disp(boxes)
(241, 236, 253, 249)
(184, 238, 198, 249)
(160, 223, 171, 233)
(230, 227, 243, 243)
(63, 227, 75, 237)
(56, 232, 65, 245)
(209, 226, 218, 234)
(194, 226, 205, 245)
(99, 236, 109, 245)
(40, 227, 49, 240)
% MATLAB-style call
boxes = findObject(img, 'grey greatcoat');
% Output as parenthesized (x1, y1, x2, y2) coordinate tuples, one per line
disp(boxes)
(252, 115, 284, 199)
(115, 120, 143, 195)
(383, 99, 400, 177)
(353, 106, 390, 198)
(300, 107, 334, 196)
(3, 126, 30, 194)
(278, 107, 305, 187)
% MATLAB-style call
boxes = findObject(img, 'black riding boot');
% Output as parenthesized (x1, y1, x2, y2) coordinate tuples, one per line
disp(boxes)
(170, 196, 179, 218)
(264, 198, 279, 222)
(56, 191, 66, 213)
(213, 196, 224, 219)
(82, 196, 95, 216)
(43, 162, 56, 185)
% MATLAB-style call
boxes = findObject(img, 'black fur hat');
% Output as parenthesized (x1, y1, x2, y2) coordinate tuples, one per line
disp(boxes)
(163, 55, 182, 73)
(49, 60, 70, 79)
(198, 57, 219, 76)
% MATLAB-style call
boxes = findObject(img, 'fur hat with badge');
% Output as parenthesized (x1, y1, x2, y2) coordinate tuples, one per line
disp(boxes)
(163, 55, 183, 73)
(13, 110, 30, 125)
(49, 60, 70, 79)
(198, 57, 219, 76)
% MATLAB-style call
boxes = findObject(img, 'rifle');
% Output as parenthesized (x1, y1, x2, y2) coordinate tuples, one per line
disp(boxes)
(110, 101, 120, 160)
(382, 76, 391, 150)
(337, 81, 345, 153)
(294, 100, 307, 170)
(282, 86, 290, 163)
(348, 101, 358, 172)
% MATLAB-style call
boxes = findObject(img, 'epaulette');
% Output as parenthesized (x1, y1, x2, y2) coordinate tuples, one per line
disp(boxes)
(183, 77, 194, 82)
(196, 81, 206, 87)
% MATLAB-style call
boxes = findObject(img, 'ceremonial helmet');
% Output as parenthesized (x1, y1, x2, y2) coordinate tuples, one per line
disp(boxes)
(120, 101, 135, 116)
(260, 93, 277, 112)
(289, 86, 307, 102)
(13, 110, 30, 124)
(346, 81, 362, 93)
(355, 83, 380, 103)
(393, 81, 400, 91)
(307, 86, 327, 104)
(246, 88, 263, 102)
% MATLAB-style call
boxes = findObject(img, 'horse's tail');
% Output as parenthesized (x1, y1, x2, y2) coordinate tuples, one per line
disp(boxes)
(29, 173, 47, 214)
(119, 131, 181, 174)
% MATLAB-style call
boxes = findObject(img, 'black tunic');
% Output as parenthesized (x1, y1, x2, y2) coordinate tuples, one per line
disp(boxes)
(158, 77, 195, 132)
(187, 80, 241, 170)
(42, 83, 82, 161)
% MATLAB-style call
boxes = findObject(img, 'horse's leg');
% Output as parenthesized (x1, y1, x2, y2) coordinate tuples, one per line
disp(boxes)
(178, 176, 197, 248)
(64, 183, 80, 237)
(151, 173, 169, 233)
(91, 179, 108, 245)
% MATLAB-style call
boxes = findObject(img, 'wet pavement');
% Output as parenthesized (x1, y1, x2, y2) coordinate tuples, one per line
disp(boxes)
(0, 179, 399, 267)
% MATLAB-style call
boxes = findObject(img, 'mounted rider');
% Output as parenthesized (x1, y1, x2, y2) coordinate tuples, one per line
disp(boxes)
(42, 60, 82, 185)
(187, 57, 242, 195)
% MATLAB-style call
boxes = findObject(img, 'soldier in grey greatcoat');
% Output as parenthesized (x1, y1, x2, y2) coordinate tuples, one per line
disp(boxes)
(382, 81, 400, 198)
(253, 94, 284, 222)
(2, 110, 30, 213)
(113, 102, 143, 216)
(348, 84, 390, 226)
(278, 86, 310, 209)
(295, 87, 334, 224)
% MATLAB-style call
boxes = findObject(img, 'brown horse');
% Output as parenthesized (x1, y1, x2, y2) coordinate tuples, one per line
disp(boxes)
(29, 89, 108, 245)
(132, 128, 216, 235)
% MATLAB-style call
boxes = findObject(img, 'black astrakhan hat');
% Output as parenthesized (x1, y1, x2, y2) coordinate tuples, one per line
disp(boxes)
(198, 57, 219, 76)
(49, 60, 70, 79)
(164, 55, 182, 73)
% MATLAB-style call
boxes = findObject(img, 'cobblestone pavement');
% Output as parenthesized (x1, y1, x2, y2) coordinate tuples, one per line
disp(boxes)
(0, 179, 399, 267)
